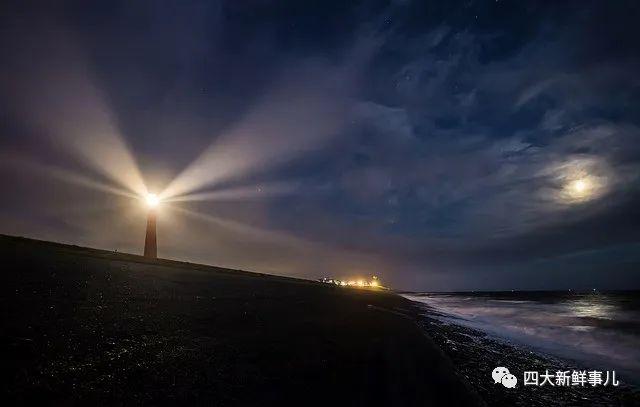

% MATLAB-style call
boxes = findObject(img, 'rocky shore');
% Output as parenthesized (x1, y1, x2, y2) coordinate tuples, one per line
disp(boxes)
(409, 301, 640, 406)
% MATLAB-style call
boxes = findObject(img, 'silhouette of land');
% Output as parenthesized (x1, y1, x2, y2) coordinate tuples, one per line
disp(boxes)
(0, 234, 481, 406)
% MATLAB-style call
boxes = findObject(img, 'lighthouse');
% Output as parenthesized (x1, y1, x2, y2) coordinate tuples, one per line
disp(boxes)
(143, 193, 159, 258)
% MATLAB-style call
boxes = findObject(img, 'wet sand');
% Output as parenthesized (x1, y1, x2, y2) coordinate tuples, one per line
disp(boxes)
(0, 235, 482, 406)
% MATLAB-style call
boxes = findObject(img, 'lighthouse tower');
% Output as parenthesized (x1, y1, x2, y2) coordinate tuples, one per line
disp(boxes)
(143, 193, 160, 259)
(144, 209, 157, 258)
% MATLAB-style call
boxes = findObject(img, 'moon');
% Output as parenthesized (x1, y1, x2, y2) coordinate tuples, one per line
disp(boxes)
(571, 179, 589, 195)
(549, 157, 610, 204)
(563, 175, 604, 203)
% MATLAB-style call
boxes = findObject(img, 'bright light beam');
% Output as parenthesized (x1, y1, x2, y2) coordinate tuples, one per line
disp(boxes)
(0, 154, 139, 200)
(164, 181, 300, 203)
(160, 36, 381, 201)
(2, 25, 147, 197)
(159, 61, 354, 201)
(166, 204, 372, 272)
(167, 204, 314, 248)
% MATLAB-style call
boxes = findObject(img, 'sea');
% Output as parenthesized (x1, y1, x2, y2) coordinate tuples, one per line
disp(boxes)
(402, 290, 640, 384)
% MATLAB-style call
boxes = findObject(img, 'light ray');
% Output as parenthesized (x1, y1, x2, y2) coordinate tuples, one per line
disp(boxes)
(160, 62, 354, 200)
(164, 181, 300, 203)
(2, 24, 147, 196)
(0, 155, 138, 200)
(164, 204, 382, 279)
(159, 36, 381, 201)
(167, 204, 312, 248)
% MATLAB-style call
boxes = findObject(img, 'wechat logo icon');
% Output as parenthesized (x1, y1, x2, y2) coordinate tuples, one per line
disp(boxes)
(492, 366, 517, 388)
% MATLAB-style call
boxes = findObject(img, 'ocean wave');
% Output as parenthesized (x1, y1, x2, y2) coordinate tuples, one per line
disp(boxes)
(403, 291, 640, 383)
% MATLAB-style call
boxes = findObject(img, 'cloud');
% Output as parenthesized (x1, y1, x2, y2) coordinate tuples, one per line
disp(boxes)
(266, 6, 640, 289)
(1, 1, 639, 291)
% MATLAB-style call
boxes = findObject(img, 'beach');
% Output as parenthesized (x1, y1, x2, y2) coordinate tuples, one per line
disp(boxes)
(1, 235, 481, 406)
(404, 292, 640, 406)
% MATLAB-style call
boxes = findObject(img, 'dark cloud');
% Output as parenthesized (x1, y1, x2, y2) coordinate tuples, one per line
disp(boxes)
(1, 1, 639, 290)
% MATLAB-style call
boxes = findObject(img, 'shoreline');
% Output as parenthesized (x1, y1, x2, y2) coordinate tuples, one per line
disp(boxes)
(405, 299, 640, 406)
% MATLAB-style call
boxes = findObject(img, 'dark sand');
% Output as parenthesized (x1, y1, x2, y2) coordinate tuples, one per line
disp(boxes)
(0, 235, 482, 406)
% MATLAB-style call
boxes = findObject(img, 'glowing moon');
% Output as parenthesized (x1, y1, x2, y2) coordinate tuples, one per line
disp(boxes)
(548, 157, 611, 205)
(564, 176, 600, 202)
(571, 179, 588, 194)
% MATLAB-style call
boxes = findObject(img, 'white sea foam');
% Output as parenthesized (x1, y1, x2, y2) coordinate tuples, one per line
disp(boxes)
(403, 292, 640, 383)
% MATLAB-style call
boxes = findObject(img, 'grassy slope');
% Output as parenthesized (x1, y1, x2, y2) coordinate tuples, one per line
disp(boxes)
(0, 234, 482, 406)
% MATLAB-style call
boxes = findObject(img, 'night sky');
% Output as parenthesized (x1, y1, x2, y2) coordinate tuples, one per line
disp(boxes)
(1, 1, 639, 291)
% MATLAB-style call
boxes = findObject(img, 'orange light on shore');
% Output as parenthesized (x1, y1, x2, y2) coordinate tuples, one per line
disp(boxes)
(320, 276, 383, 289)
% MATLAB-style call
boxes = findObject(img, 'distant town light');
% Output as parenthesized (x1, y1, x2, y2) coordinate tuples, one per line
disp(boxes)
(318, 276, 383, 289)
